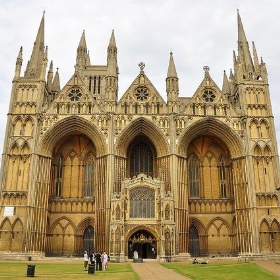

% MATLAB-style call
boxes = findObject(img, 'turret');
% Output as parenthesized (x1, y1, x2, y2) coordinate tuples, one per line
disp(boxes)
(166, 52, 179, 104)
(47, 61, 53, 90)
(75, 30, 90, 71)
(24, 13, 47, 79)
(222, 70, 231, 96)
(52, 68, 61, 95)
(105, 30, 118, 103)
(14, 46, 23, 79)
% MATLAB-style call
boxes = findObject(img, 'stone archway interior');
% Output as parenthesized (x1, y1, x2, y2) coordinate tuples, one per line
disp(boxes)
(128, 230, 157, 259)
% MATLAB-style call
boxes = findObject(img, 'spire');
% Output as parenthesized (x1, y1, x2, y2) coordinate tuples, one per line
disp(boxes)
(52, 68, 61, 93)
(14, 46, 23, 79)
(167, 52, 178, 78)
(105, 30, 118, 103)
(252, 41, 260, 73)
(47, 60, 53, 89)
(107, 30, 118, 65)
(24, 12, 46, 78)
(222, 70, 231, 95)
(76, 30, 90, 69)
(237, 9, 254, 74)
(166, 52, 179, 100)
(106, 30, 118, 77)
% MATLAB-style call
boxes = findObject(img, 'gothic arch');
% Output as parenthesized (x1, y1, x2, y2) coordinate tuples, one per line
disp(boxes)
(10, 142, 20, 154)
(177, 117, 243, 158)
(206, 217, 231, 232)
(249, 119, 259, 138)
(263, 144, 272, 156)
(125, 224, 159, 242)
(76, 217, 95, 236)
(23, 116, 34, 136)
(115, 117, 169, 157)
(50, 216, 77, 233)
(253, 144, 262, 156)
(39, 116, 106, 156)
(259, 119, 269, 138)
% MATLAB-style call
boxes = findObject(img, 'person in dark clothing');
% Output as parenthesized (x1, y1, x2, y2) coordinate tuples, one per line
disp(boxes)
(95, 251, 102, 271)
(89, 252, 95, 264)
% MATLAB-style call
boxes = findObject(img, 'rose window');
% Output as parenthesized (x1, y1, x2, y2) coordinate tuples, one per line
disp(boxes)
(68, 88, 82, 101)
(202, 90, 216, 102)
(135, 87, 149, 101)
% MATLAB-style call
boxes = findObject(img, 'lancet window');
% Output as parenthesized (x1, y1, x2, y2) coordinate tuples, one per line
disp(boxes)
(55, 155, 63, 197)
(219, 157, 227, 198)
(188, 155, 200, 198)
(129, 141, 154, 178)
(84, 154, 95, 197)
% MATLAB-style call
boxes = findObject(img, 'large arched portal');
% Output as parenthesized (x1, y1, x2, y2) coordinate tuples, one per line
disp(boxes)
(128, 230, 157, 259)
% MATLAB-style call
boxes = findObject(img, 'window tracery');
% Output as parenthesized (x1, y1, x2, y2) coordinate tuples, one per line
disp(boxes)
(129, 187, 155, 218)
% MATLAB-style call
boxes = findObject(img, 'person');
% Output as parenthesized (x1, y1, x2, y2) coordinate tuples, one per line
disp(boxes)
(83, 250, 89, 270)
(201, 258, 209, 264)
(95, 251, 102, 271)
(102, 251, 108, 271)
(192, 258, 198, 264)
(89, 252, 95, 264)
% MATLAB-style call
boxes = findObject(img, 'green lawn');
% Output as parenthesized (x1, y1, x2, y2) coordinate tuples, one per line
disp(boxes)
(0, 262, 139, 280)
(0, 261, 278, 280)
(162, 261, 279, 280)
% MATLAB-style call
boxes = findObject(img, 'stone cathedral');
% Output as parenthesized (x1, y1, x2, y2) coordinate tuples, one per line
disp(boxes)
(0, 10, 280, 261)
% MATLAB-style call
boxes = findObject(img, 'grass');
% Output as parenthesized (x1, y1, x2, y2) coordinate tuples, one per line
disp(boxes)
(162, 261, 279, 280)
(0, 260, 279, 280)
(0, 262, 139, 280)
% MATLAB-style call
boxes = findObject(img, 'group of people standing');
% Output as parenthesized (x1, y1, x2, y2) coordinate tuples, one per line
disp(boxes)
(83, 250, 109, 271)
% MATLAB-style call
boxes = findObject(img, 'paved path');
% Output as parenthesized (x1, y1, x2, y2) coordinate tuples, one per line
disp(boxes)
(254, 260, 280, 278)
(131, 261, 191, 280)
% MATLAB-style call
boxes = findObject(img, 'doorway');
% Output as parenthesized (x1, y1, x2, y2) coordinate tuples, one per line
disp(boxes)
(189, 226, 199, 256)
(128, 229, 157, 259)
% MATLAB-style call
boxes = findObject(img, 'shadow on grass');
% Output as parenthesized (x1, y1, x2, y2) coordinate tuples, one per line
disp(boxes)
(162, 261, 279, 280)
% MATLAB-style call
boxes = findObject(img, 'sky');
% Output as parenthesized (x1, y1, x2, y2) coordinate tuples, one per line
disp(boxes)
(0, 0, 280, 159)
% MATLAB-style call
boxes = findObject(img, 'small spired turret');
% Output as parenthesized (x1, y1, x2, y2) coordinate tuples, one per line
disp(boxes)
(14, 46, 23, 79)
(75, 30, 90, 72)
(105, 30, 119, 103)
(166, 52, 179, 103)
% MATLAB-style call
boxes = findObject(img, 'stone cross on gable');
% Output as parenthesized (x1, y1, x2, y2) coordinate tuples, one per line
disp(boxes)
(138, 62, 145, 71)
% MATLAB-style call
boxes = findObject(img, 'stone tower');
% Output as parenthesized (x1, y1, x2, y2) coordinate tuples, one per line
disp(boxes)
(0, 10, 279, 261)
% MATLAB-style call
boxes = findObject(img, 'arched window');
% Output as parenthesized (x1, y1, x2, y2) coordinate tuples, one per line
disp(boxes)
(84, 154, 94, 197)
(55, 155, 63, 197)
(189, 156, 200, 198)
(219, 157, 227, 198)
(130, 141, 154, 177)
(130, 187, 155, 218)
(83, 226, 94, 253)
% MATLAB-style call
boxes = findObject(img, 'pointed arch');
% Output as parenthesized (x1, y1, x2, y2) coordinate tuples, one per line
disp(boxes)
(115, 117, 168, 157)
(259, 119, 269, 138)
(178, 117, 243, 158)
(13, 117, 23, 136)
(23, 116, 34, 136)
(263, 144, 272, 156)
(253, 144, 262, 156)
(39, 116, 106, 156)
(249, 119, 259, 138)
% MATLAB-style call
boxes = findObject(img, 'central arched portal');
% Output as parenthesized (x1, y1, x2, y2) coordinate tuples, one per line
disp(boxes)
(128, 230, 157, 259)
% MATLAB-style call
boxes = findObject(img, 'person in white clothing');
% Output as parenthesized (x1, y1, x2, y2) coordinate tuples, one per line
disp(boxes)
(83, 250, 89, 270)
(102, 251, 108, 270)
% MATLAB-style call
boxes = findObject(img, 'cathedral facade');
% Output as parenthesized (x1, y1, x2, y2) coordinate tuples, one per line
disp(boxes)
(0, 11, 280, 261)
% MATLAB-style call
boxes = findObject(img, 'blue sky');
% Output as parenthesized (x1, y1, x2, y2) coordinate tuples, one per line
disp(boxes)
(0, 0, 280, 159)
